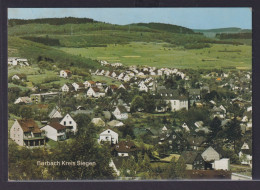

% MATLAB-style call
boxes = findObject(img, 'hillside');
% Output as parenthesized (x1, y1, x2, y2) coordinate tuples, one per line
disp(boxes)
(129, 22, 196, 34)
(8, 17, 252, 70)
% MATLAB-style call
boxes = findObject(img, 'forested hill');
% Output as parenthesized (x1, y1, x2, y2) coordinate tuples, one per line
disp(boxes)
(8, 17, 98, 26)
(129, 22, 195, 34)
(193, 27, 252, 33)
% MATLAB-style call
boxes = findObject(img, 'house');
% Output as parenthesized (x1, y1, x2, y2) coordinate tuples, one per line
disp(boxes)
(157, 89, 188, 111)
(91, 118, 105, 127)
(139, 83, 148, 92)
(60, 70, 72, 78)
(60, 114, 77, 134)
(201, 146, 220, 169)
(72, 82, 85, 91)
(112, 106, 128, 120)
(14, 97, 32, 104)
(86, 87, 105, 98)
(112, 140, 138, 157)
(8, 57, 29, 66)
(12, 74, 27, 81)
(41, 122, 66, 141)
(98, 129, 118, 144)
(84, 80, 96, 88)
(10, 119, 46, 147)
(48, 106, 63, 119)
(180, 151, 205, 170)
(105, 85, 118, 93)
(239, 142, 252, 166)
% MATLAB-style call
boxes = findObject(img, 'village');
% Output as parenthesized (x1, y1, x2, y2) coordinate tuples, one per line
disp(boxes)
(8, 57, 252, 180)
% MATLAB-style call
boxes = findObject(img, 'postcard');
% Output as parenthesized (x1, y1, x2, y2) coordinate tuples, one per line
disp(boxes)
(7, 8, 252, 180)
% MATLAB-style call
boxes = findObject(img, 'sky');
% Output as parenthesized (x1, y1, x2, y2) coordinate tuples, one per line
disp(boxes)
(8, 8, 252, 29)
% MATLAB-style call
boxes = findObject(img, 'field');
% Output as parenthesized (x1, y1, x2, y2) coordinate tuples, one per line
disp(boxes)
(59, 42, 252, 70)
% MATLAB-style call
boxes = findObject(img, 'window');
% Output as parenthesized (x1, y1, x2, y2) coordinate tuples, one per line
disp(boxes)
(108, 130, 110, 133)
(69, 121, 72, 124)
(64, 121, 66, 125)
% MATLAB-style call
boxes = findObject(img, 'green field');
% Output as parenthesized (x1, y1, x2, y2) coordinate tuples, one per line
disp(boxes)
(59, 42, 251, 70)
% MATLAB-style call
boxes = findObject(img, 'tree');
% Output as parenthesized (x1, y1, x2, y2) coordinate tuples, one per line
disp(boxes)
(208, 117, 222, 141)
(130, 95, 145, 112)
(225, 117, 242, 150)
(19, 106, 33, 119)
(166, 157, 186, 179)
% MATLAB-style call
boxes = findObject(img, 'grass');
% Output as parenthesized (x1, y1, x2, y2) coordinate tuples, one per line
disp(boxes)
(92, 75, 121, 85)
(59, 42, 251, 70)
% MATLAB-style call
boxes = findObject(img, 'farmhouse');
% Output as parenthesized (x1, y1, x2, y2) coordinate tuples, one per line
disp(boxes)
(10, 119, 46, 147)
(239, 142, 252, 166)
(41, 122, 66, 141)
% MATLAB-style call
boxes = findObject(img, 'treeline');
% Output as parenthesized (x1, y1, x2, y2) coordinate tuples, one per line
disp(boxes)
(132, 22, 195, 34)
(216, 32, 252, 39)
(8, 17, 97, 26)
(21, 36, 60, 46)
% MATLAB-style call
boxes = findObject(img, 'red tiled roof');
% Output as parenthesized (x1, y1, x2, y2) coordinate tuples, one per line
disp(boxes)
(49, 122, 66, 131)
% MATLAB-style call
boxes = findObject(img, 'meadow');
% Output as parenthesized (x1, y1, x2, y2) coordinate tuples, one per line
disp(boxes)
(59, 42, 252, 70)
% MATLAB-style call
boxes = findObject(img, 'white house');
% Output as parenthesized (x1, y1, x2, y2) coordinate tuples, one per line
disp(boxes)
(72, 82, 84, 91)
(86, 87, 105, 98)
(49, 106, 63, 119)
(239, 142, 252, 166)
(83, 80, 96, 88)
(10, 119, 45, 147)
(41, 122, 66, 141)
(60, 70, 72, 78)
(112, 106, 128, 120)
(139, 83, 148, 92)
(166, 98, 188, 111)
(60, 114, 77, 134)
(98, 129, 118, 144)
(14, 97, 32, 104)
(61, 84, 72, 92)
(12, 75, 20, 80)
(201, 146, 220, 162)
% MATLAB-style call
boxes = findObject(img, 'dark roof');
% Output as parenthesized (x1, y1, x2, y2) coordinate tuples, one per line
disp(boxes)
(180, 151, 201, 164)
(17, 119, 42, 133)
(113, 141, 138, 153)
(187, 136, 206, 147)
(91, 87, 100, 92)
(49, 122, 66, 131)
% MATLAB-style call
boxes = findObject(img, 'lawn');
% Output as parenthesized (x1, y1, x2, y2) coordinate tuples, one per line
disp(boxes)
(59, 42, 252, 70)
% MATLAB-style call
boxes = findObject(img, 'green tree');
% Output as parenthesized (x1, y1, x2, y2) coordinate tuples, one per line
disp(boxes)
(225, 117, 242, 150)
(19, 106, 33, 119)
(130, 95, 145, 112)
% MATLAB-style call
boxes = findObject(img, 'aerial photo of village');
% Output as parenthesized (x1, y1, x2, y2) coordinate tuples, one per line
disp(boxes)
(8, 8, 252, 180)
